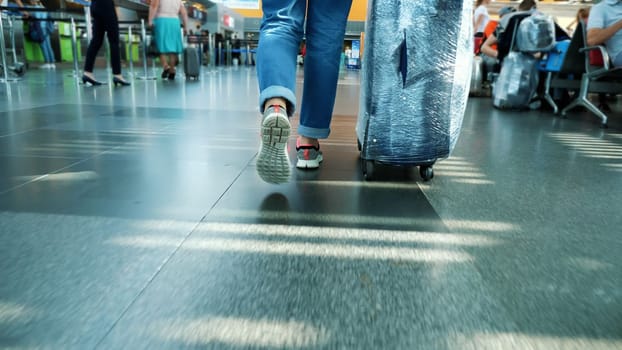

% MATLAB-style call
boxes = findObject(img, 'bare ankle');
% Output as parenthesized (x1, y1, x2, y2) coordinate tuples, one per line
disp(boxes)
(264, 98, 287, 111)
(298, 136, 318, 146)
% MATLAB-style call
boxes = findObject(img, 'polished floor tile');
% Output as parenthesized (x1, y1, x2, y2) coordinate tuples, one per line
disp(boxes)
(1, 66, 621, 349)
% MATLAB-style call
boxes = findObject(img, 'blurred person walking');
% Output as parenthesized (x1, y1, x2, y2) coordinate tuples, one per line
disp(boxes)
(25, 0, 56, 68)
(82, 0, 130, 86)
(149, 0, 188, 80)
(474, 0, 491, 35)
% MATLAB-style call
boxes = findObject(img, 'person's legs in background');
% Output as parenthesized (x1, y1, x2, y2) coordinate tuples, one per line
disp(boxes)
(103, 17, 129, 85)
(83, 16, 106, 84)
(296, 0, 353, 168)
(104, 19, 121, 76)
(255, 0, 306, 183)
(155, 17, 171, 78)
(159, 53, 171, 78)
(167, 53, 178, 79)
(39, 35, 55, 67)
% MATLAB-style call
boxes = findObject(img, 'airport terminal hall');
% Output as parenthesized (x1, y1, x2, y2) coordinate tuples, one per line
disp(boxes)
(1, 0, 621, 348)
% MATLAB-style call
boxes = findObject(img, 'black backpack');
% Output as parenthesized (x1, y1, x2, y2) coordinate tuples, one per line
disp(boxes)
(27, 21, 45, 43)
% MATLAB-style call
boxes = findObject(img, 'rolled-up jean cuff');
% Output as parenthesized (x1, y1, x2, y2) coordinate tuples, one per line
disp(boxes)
(297, 125, 330, 139)
(259, 86, 297, 117)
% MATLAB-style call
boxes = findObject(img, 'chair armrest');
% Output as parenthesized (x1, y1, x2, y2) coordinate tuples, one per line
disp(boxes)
(579, 45, 611, 72)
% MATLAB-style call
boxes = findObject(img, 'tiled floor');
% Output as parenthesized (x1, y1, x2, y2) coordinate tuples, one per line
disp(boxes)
(1, 66, 621, 349)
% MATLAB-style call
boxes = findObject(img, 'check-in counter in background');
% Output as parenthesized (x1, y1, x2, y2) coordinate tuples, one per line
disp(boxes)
(23, 20, 143, 66)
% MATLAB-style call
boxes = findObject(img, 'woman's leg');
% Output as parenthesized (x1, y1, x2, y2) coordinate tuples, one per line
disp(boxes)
(256, 0, 306, 115)
(159, 53, 169, 70)
(40, 36, 55, 63)
(169, 54, 178, 68)
(168, 54, 177, 78)
(255, 0, 307, 183)
(298, 0, 353, 140)
(83, 17, 105, 74)
(104, 14, 122, 75)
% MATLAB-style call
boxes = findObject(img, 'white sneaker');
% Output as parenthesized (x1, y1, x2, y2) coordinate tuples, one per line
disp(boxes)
(256, 105, 291, 184)
(39, 63, 50, 69)
(50, 63, 56, 69)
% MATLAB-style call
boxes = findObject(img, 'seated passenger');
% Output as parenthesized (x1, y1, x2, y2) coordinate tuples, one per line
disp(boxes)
(480, 0, 535, 61)
(566, 7, 590, 37)
(482, 6, 516, 54)
(586, 0, 622, 67)
(478, 7, 515, 83)
(481, 0, 568, 63)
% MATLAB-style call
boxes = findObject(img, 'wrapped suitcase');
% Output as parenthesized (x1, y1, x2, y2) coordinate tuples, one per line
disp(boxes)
(356, 0, 473, 181)
(492, 52, 539, 109)
(516, 14, 556, 53)
(470, 55, 484, 96)
(184, 46, 200, 80)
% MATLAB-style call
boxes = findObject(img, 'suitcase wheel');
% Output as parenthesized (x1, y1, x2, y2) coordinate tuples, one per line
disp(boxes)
(362, 159, 375, 181)
(419, 165, 434, 181)
(13, 65, 25, 76)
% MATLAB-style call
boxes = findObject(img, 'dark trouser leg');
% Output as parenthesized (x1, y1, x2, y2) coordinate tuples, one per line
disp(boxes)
(105, 18, 121, 75)
(83, 17, 105, 73)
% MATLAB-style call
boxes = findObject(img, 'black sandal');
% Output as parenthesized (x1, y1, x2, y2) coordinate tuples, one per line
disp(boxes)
(161, 67, 170, 79)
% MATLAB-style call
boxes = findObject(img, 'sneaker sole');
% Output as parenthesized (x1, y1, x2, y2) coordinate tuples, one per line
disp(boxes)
(296, 153, 323, 169)
(257, 112, 291, 183)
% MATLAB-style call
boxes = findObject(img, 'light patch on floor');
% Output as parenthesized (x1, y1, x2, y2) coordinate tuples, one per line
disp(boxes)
(112, 235, 473, 262)
(550, 132, 622, 166)
(567, 257, 613, 272)
(449, 178, 495, 185)
(14, 171, 99, 182)
(206, 209, 517, 233)
(195, 222, 501, 246)
(441, 219, 518, 232)
(437, 171, 487, 178)
(109, 222, 476, 263)
(154, 316, 330, 347)
(451, 331, 622, 350)
(433, 165, 481, 172)
(0, 301, 38, 324)
(435, 157, 492, 184)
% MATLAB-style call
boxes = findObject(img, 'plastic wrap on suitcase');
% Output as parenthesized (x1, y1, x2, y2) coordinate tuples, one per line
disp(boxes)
(356, 0, 472, 165)
(516, 15, 556, 53)
(470, 55, 484, 96)
(184, 46, 200, 79)
(493, 52, 539, 109)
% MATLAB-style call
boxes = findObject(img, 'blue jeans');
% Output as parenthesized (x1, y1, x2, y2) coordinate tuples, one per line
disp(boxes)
(257, 0, 353, 139)
(40, 36, 55, 63)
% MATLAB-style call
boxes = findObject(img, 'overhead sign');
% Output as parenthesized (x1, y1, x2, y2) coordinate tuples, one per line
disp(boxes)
(222, 14, 235, 28)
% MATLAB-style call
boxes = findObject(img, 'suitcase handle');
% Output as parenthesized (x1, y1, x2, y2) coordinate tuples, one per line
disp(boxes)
(399, 29, 407, 87)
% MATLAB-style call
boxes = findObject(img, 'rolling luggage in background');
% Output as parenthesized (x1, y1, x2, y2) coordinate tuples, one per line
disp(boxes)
(470, 55, 484, 96)
(516, 14, 556, 53)
(356, 0, 472, 181)
(184, 45, 200, 80)
(493, 52, 539, 109)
